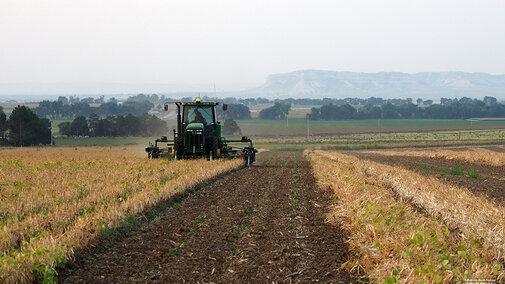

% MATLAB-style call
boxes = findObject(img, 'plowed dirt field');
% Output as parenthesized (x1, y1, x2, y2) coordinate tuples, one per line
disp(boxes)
(61, 151, 354, 283)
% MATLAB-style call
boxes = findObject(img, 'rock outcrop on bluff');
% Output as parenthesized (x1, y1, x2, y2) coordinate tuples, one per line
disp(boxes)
(248, 70, 505, 98)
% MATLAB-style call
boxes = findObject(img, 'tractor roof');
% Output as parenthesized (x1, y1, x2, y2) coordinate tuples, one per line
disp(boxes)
(181, 99, 219, 106)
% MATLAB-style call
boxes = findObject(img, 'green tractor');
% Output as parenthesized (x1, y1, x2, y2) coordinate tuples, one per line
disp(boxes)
(145, 99, 257, 165)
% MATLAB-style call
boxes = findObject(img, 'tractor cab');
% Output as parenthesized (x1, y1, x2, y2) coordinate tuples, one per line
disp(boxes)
(146, 99, 256, 165)
(176, 100, 221, 158)
(180, 100, 219, 135)
(183, 103, 214, 128)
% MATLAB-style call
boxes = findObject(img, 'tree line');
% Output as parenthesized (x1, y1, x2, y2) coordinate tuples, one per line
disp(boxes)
(213, 96, 500, 107)
(34, 100, 154, 119)
(58, 113, 168, 137)
(308, 98, 505, 120)
(34, 98, 254, 121)
(0, 106, 51, 146)
(156, 95, 416, 106)
(54, 94, 503, 109)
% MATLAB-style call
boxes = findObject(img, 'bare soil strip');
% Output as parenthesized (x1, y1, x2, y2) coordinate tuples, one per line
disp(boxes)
(61, 151, 353, 283)
(482, 146, 505, 153)
(353, 152, 505, 204)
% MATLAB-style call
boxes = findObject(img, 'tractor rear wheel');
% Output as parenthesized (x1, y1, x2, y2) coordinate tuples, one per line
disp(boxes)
(205, 137, 218, 160)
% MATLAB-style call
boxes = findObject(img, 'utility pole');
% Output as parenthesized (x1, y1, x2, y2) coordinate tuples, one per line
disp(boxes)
(306, 115, 310, 138)
(286, 116, 289, 127)
(50, 126, 54, 145)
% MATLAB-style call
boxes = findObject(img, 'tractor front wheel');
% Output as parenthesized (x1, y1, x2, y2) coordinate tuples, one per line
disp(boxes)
(174, 137, 184, 160)
(243, 147, 256, 166)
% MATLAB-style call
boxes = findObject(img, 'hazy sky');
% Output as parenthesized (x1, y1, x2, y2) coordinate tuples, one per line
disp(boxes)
(1, 0, 505, 84)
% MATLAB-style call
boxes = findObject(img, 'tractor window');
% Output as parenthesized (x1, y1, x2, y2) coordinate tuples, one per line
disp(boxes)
(183, 106, 213, 125)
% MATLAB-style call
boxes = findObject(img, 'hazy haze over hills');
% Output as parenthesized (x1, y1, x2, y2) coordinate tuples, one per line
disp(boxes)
(1, 70, 505, 101)
(243, 70, 505, 99)
(0, 82, 257, 98)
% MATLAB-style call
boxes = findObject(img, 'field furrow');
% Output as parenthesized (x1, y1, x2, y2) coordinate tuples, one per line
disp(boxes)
(60, 151, 354, 283)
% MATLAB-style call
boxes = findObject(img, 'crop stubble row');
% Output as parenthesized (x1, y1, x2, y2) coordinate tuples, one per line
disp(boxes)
(0, 147, 241, 283)
(307, 150, 504, 282)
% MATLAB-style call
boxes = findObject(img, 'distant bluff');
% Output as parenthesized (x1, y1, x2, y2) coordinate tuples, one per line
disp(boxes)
(247, 70, 505, 98)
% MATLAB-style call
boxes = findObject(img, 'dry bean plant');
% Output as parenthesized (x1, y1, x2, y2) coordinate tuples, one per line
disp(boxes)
(307, 150, 504, 282)
(0, 147, 241, 283)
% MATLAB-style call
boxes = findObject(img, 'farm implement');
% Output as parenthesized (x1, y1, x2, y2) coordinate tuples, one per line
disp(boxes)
(146, 99, 257, 166)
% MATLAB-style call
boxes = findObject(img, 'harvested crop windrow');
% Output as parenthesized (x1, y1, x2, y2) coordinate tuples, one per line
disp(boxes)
(0, 147, 241, 283)
(361, 147, 505, 166)
(352, 151, 505, 206)
(317, 151, 505, 263)
(307, 150, 504, 282)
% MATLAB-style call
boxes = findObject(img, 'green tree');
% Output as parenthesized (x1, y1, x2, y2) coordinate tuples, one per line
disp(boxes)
(88, 113, 100, 137)
(139, 113, 168, 136)
(217, 104, 251, 120)
(58, 122, 72, 136)
(259, 103, 291, 120)
(484, 96, 498, 106)
(104, 116, 118, 136)
(57, 96, 69, 105)
(381, 103, 400, 119)
(222, 119, 242, 135)
(0, 107, 6, 131)
(122, 114, 142, 136)
(308, 107, 321, 120)
(357, 103, 382, 119)
(319, 104, 339, 120)
(337, 104, 357, 119)
(0, 107, 7, 140)
(35, 100, 64, 118)
(7, 106, 51, 146)
(70, 116, 89, 136)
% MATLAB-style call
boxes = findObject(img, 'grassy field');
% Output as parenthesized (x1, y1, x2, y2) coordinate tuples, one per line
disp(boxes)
(236, 118, 505, 138)
(241, 118, 505, 128)
(48, 115, 505, 139)
(49, 118, 505, 150)
(255, 129, 505, 151)
(242, 118, 505, 127)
